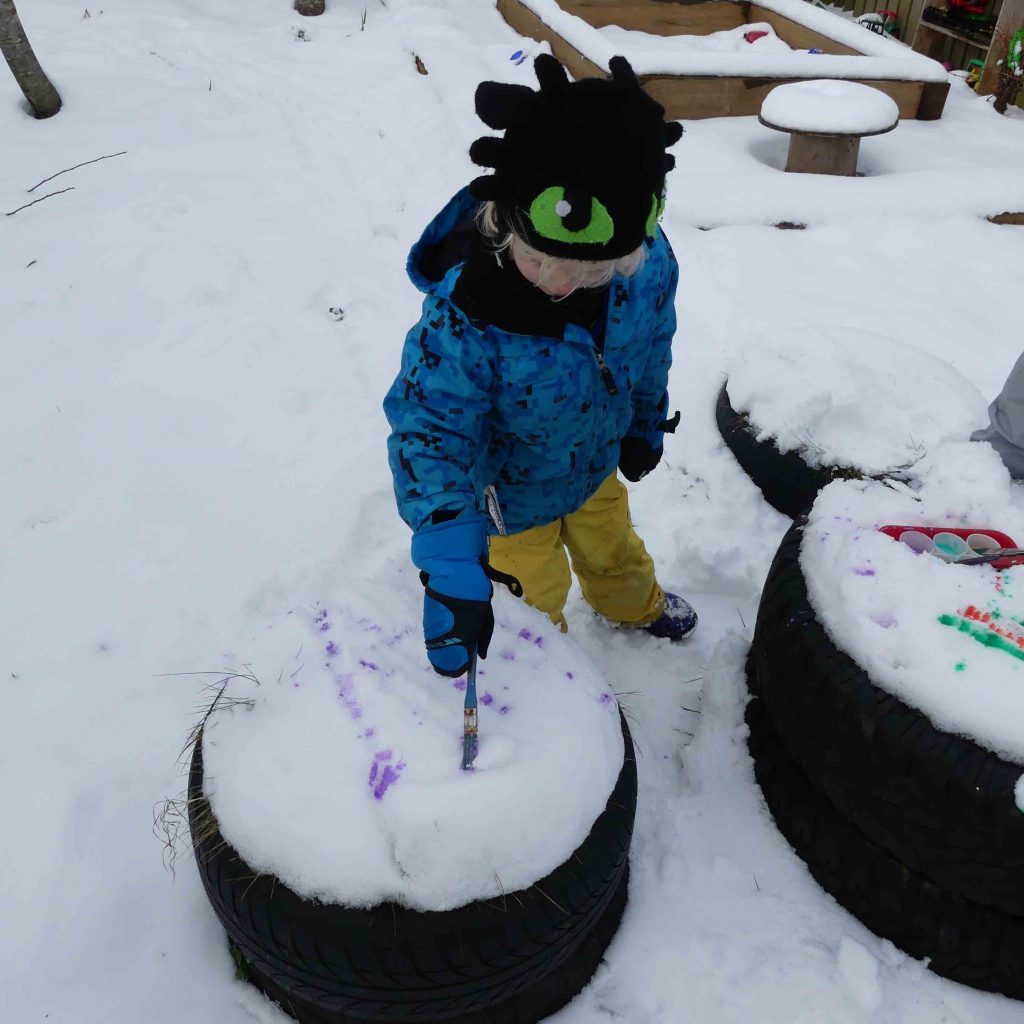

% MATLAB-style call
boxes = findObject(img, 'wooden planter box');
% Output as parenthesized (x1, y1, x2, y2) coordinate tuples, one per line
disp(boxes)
(499, 0, 950, 119)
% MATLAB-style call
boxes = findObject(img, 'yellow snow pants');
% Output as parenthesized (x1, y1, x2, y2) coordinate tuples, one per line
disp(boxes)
(488, 473, 665, 632)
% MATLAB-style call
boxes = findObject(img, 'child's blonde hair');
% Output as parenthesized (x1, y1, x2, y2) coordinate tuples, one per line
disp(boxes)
(475, 200, 646, 297)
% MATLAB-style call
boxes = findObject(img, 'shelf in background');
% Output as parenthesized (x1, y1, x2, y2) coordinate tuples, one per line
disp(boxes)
(917, 19, 993, 51)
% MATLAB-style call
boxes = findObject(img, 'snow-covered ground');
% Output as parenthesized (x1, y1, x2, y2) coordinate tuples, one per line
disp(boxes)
(3, 1, 1024, 1022)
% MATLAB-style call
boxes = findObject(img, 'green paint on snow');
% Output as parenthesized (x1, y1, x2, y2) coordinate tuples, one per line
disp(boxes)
(937, 614, 1024, 662)
(955, 661, 966, 672)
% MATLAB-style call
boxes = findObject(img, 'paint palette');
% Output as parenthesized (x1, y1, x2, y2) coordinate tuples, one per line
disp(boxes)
(879, 526, 1024, 568)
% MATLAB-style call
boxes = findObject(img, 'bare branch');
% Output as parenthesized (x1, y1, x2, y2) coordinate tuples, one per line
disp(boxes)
(27, 150, 126, 193)
(6, 186, 74, 217)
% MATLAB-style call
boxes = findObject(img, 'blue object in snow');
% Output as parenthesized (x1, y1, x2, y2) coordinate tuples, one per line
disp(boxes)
(510, 49, 527, 65)
(462, 652, 479, 769)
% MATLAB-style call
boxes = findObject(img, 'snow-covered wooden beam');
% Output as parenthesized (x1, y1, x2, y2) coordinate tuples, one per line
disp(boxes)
(498, 0, 950, 119)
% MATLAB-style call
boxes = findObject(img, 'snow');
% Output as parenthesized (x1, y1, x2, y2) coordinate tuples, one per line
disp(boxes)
(4, 1, 1024, 1023)
(802, 442, 1024, 764)
(201, 590, 623, 912)
(517, 0, 947, 81)
(760, 80, 900, 135)
(599, 22, 794, 59)
(725, 329, 988, 474)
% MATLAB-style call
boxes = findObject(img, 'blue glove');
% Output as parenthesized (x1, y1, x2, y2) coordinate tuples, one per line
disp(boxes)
(411, 513, 493, 678)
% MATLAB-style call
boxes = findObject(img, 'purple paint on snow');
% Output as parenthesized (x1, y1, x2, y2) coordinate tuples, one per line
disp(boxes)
(852, 567, 876, 577)
(534, 636, 544, 649)
(500, 651, 516, 662)
(833, 516, 852, 522)
(453, 679, 467, 691)
(360, 660, 378, 671)
(499, 705, 511, 715)
(872, 613, 897, 629)
(599, 693, 614, 706)
(374, 749, 393, 761)
(320, 621, 331, 632)
(518, 628, 532, 641)
(373, 764, 401, 800)
(481, 693, 494, 706)
(566, 671, 574, 680)
(325, 641, 338, 657)
(363, 727, 375, 738)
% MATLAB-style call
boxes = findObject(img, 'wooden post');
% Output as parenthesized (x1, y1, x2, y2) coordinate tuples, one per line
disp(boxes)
(786, 133, 861, 175)
(980, 0, 1024, 95)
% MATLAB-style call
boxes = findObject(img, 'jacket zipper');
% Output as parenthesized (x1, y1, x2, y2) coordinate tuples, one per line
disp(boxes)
(594, 345, 618, 396)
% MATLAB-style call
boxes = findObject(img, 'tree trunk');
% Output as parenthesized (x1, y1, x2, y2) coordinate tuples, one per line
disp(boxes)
(294, 0, 325, 15)
(0, 0, 61, 119)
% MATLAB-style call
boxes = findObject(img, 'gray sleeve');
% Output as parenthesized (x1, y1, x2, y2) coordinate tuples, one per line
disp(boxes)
(972, 351, 1024, 480)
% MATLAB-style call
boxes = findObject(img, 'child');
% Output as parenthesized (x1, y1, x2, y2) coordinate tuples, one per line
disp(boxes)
(384, 54, 696, 678)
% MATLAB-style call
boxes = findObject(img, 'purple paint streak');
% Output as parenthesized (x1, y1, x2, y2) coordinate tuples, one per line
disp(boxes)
(599, 693, 614, 706)
(369, 752, 404, 801)
(499, 705, 511, 715)
(500, 650, 516, 662)
(566, 671, 574, 680)
(360, 659, 378, 671)
(453, 679, 467, 691)
(852, 567, 876, 577)
(325, 641, 338, 657)
(872, 613, 897, 629)
(481, 692, 494, 706)
(518, 628, 532, 641)
(534, 636, 544, 649)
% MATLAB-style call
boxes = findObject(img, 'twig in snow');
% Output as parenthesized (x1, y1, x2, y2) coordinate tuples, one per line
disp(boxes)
(737, 607, 747, 629)
(27, 150, 126, 193)
(6, 187, 75, 217)
(753, 874, 761, 892)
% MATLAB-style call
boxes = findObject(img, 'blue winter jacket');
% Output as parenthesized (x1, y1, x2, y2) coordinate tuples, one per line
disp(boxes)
(384, 188, 678, 536)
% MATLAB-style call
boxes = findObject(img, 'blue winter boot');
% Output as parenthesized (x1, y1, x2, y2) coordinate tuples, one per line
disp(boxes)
(642, 592, 698, 641)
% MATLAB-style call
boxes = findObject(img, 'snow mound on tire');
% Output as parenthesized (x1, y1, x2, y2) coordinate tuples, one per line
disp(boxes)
(801, 440, 1024, 763)
(727, 329, 987, 474)
(199, 580, 624, 912)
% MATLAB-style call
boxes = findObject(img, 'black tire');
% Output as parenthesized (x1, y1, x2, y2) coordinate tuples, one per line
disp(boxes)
(716, 383, 842, 519)
(750, 520, 1024, 914)
(746, 694, 1024, 1000)
(188, 712, 636, 1023)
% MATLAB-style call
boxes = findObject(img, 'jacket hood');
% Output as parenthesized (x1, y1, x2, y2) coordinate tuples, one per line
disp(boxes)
(406, 187, 481, 296)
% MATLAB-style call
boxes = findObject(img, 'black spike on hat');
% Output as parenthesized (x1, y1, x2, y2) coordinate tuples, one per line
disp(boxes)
(469, 54, 683, 260)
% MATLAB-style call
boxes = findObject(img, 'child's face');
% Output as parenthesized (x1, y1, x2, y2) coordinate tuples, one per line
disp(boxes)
(511, 242, 616, 299)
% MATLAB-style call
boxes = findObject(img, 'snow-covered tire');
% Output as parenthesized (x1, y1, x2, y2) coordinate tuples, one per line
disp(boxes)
(746, 694, 1024, 999)
(187, 712, 635, 1023)
(716, 383, 842, 518)
(749, 521, 1024, 914)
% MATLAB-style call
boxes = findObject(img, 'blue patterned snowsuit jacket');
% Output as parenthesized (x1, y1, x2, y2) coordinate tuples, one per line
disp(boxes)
(384, 188, 678, 537)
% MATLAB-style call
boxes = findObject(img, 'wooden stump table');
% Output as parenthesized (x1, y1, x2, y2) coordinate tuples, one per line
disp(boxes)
(759, 80, 900, 176)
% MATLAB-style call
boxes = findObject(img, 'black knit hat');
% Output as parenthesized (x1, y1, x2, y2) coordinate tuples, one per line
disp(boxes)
(469, 54, 683, 261)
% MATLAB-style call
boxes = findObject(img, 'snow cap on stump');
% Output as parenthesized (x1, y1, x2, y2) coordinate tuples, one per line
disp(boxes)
(760, 80, 899, 136)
